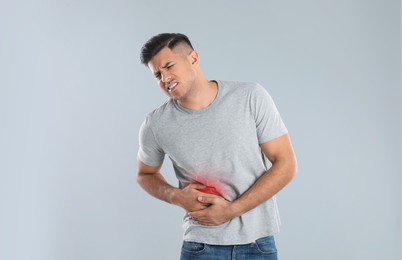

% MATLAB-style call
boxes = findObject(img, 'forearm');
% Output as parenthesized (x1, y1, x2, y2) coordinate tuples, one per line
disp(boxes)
(136, 169, 209, 212)
(136, 172, 180, 205)
(230, 157, 297, 217)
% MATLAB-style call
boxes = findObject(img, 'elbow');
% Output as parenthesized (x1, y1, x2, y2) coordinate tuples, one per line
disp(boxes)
(135, 157, 145, 184)
(289, 155, 298, 180)
(281, 154, 298, 183)
(135, 169, 144, 184)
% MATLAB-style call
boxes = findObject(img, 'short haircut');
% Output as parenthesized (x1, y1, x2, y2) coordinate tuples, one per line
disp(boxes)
(140, 33, 194, 65)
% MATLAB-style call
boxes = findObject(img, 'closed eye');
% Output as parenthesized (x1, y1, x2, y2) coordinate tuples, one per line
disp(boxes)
(154, 62, 174, 79)
(163, 62, 174, 70)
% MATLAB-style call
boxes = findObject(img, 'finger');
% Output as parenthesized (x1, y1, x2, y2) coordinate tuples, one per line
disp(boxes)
(197, 195, 220, 204)
(189, 213, 198, 222)
(188, 211, 205, 220)
(197, 218, 215, 226)
(188, 212, 199, 218)
(188, 183, 206, 190)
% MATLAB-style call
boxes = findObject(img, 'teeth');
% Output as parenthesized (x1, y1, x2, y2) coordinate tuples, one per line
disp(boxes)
(168, 82, 178, 91)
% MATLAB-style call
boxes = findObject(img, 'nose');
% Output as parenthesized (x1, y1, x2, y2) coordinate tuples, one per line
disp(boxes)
(160, 71, 171, 83)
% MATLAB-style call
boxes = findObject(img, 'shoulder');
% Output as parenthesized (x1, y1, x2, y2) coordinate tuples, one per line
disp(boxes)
(143, 99, 175, 126)
(219, 80, 259, 88)
(218, 80, 268, 97)
(219, 80, 264, 91)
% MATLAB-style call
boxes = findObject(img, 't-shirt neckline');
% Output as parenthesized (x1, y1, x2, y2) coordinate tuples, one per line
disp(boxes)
(173, 80, 222, 114)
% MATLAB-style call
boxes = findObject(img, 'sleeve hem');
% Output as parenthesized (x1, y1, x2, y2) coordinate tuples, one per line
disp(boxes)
(258, 130, 288, 145)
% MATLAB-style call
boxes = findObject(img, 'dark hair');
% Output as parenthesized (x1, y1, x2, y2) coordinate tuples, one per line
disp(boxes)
(140, 33, 194, 65)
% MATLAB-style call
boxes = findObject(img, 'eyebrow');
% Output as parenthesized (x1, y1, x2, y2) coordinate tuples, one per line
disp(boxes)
(153, 61, 174, 77)
(162, 61, 174, 69)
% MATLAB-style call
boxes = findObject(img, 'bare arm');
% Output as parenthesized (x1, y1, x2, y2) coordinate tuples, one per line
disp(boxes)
(136, 158, 209, 212)
(189, 134, 297, 225)
(230, 133, 297, 215)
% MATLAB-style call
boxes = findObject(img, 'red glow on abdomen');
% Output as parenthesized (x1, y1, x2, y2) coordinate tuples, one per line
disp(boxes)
(197, 186, 222, 196)
(194, 178, 225, 197)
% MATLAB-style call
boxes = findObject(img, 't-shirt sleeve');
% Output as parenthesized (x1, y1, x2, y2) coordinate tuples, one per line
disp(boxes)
(137, 117, 165, 166)
(251, 83, 288, 144)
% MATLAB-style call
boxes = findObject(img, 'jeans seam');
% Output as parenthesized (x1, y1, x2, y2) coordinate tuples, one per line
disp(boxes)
(254, 243, 277, 255)
(254, 236, 278, 255)
(181, 242, 207, 254)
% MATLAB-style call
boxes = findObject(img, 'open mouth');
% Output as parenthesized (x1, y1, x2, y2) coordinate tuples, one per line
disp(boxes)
(167, 82, 178, 92)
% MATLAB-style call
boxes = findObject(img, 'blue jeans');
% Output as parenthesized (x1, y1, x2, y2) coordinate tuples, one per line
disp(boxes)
(180, 236, 278, 260)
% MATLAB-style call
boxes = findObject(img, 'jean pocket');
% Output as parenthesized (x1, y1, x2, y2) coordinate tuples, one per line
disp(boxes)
(254, 236, 277, 254)
(181, 241, 206, 254)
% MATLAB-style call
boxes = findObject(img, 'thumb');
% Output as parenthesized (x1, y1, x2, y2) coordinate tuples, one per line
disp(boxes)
(198, 195, 216, 204)
(189, 183, 206, 190)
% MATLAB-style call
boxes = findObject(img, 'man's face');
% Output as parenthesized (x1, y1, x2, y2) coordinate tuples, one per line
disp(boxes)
(147, 46, 198, 101)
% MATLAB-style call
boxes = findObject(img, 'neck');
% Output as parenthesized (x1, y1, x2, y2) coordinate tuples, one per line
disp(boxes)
(178, 77, 218, 111)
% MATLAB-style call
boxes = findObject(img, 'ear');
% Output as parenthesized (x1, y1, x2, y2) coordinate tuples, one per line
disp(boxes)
(189, 50, 199, 67)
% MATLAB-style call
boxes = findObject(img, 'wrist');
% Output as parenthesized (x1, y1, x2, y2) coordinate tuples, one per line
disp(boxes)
(229, 200, 244, 218)
(169, 188, 182, 206)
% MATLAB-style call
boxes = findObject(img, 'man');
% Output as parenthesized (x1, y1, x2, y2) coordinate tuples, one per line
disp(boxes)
(136, 33, 297, 260)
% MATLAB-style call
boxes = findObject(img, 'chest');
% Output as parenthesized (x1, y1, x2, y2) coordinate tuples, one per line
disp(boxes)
(157, 105, 259, 165)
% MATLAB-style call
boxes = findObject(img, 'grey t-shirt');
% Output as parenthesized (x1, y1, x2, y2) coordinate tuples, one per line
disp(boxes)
(138, 80, 288, 245)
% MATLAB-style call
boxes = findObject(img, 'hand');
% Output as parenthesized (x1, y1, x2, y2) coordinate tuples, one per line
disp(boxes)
(176, 183, 210, 212)
(188, 195, 235, 226)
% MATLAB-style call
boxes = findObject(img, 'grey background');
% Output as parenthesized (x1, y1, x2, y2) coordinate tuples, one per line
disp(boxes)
(0, 1, 400, 260)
